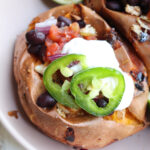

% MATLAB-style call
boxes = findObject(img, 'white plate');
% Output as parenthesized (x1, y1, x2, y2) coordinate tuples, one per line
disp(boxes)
(0, 0, 150, 150)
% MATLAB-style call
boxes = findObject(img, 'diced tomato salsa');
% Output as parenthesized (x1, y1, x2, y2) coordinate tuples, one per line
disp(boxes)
(45, 22, 97, 61)
(45, 23, 80, 59)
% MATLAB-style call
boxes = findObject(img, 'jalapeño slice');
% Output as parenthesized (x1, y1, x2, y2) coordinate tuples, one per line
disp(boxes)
(43, 54, 87, 109)
(70, 67, 125, 116)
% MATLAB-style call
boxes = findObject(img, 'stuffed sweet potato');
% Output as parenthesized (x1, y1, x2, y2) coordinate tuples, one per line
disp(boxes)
(14, 4, 149, 149)
(85, 0, 150, 86)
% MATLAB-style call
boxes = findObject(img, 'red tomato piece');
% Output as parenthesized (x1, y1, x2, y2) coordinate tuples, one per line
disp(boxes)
(45, 23, 81, 60)
(46, 43, 59, 57)
(48, 25, 61, 42)
(45, 38, 53, 47)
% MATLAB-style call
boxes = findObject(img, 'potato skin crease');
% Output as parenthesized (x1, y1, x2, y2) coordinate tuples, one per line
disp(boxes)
(14, 4, 148, 149)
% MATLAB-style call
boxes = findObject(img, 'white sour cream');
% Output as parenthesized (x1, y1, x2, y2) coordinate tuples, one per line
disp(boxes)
(62, 38, 134, 110)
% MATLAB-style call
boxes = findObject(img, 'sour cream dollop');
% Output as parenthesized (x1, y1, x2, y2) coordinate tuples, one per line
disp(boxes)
(62, 38, 134, 110)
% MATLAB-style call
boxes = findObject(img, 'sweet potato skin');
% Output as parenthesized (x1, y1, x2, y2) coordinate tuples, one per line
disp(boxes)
(14, 4, 148, 149)
(85, 0, 150, 86)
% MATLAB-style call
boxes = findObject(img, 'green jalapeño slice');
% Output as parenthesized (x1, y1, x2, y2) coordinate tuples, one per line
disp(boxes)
(70, 67, 125, 116)
(43, 54, 87, 109)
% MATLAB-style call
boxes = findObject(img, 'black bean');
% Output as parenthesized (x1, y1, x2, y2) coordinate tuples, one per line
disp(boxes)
(38, 45, 46, 62)
(135, 83, 144, 91)
(93, 92, 109, 108)
(106, 0, 123, 11)
(140, 0, 150, 14)
(127, 0, 140, 6)
(77, 20, 86, 28)
(57, 21, 66, 28)
(96, 98, 108, 107)
(36, 92, 56, 108)
(136, 72, 145, 82)
(104, 28, 119, 46)
(57, 16, 72, 27)
(27, 44, 46, 62)
(65, 127, 75, 142)
(130, 70, 136, 78)
(27, 44, 42, 54)
(26, 30, 45, 45)
(139, 32, 148, 42)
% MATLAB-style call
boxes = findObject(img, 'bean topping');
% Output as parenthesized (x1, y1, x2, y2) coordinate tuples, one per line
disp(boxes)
(36, 92, 56, 108)
(139, 32, 149, 42)
(136, 72, 145, 82)
(130, 71, 145, 82)
(77, 20, 86, 28)
(57, 21, 66, 28)
(38, 45, 46, 62)
(27, 44, 46, 62)
(28, 44, 42, 54)
(104, 29, 121, 49)
(26, 30, 45, 45)
(57, 16, 72, 27)
(94, 95, 109, 108)
(127, 0, 140, 6)
(96, 98, 109, 108)
(106, 0, 123, 11)
(135, 83, 144, 91)
(65, 127, 75, 142)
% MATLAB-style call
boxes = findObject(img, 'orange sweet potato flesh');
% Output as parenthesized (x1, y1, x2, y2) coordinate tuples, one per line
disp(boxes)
(14, 4, 149, 149)
(85, 0, 150, 86)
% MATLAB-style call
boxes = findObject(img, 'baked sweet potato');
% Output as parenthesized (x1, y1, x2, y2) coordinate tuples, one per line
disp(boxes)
(14, 4, 149, 149)
(85, 0, 150, 86)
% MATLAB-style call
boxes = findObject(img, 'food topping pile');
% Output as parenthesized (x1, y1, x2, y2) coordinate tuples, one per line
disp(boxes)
(26, 16, 97, 63)
(25, 15, 135, 117)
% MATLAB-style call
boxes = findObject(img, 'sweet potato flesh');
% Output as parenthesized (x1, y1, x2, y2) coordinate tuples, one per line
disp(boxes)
(28, 8, 143, 126)
(104, 109, 142, 125)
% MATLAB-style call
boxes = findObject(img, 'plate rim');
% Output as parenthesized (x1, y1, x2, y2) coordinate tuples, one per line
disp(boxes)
(0, 112, 36, 150)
